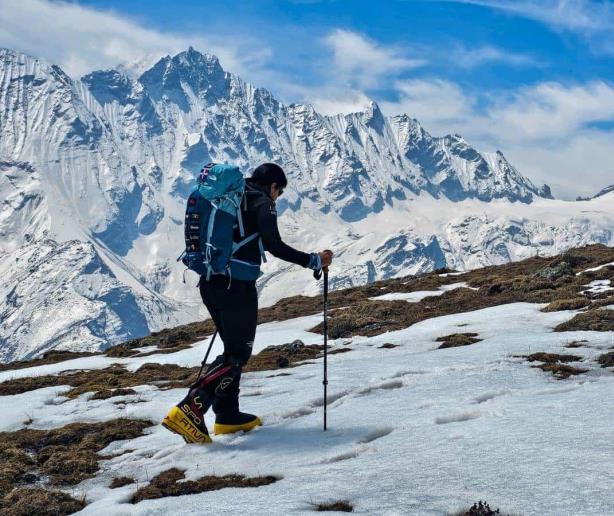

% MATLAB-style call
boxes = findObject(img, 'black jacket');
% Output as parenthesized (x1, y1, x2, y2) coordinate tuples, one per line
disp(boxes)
(232, 180, 311, 269)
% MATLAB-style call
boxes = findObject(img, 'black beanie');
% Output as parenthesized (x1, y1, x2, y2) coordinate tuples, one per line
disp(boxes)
(251, 163, 288, 188)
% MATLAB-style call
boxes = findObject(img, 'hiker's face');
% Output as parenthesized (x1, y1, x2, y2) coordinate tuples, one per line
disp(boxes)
(270, 182, 284, 201)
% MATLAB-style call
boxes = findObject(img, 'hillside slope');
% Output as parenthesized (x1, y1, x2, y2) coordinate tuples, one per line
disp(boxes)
(0, 245, 613, 515)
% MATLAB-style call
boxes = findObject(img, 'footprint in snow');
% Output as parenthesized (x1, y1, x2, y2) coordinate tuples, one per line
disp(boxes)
(320, 445, 368, 464)
(471, 389, 510, 404)
(357, 426, 394, 444)
(434, 411, 481, 424)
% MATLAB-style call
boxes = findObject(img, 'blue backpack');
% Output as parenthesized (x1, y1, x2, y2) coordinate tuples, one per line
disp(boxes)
(180, 163, 266, 282)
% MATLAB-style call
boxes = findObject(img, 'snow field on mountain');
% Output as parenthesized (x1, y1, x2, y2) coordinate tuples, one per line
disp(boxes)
(2, 294, 613, 515)
(3, 46, 614, 361)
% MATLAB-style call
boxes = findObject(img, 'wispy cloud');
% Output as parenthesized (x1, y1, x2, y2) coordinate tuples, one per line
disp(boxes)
(380, 79, 475, 128)
(449, 0, 614, 54)
(323, 29, 426, 89)
(451, 44, 541, 68)
(0, 0, 271, 77)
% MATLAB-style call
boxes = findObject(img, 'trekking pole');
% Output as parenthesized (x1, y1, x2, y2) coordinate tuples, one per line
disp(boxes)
(195, 330, 217, 381)
(313, 267, 329, 430)
(322, 269, 329, 431)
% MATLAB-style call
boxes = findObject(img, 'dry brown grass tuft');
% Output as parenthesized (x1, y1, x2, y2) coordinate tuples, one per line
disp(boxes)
(522, 352, 588, 379)
(564, 340, 588, 348)
(437, 333, 482, 349)
(541, 297, 591, 312)
(244, 341, 350, 372)
(0, 487, 86, 516)
(532, 363, 588, 379)
(378, 343, 399, 349)
(91, 388, 137, 400)
(110, 476, 135, 489)
(314, 500, 354, 512)
(0, 418, 151, 494)
(131, 468, 278, 503)
(245, 341, 322, 372)
(597, 351, 614, 368)
(525, 352, 582, 363)
(554, 309, 614, 332)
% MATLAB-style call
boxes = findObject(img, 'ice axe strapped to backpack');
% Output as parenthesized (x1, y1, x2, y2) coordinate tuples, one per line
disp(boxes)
(178, 163, 267, 284)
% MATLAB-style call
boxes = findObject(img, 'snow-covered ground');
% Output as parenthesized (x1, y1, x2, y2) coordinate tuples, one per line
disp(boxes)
(2, 295, 613, 515)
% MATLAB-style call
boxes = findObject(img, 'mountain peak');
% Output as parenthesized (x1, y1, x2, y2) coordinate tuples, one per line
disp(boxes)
(138, 48, 229, 110)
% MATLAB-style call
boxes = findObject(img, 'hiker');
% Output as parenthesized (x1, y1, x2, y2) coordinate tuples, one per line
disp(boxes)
(163, 163, 333, 443)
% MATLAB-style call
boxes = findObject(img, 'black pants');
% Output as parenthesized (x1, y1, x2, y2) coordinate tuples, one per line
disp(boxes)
(199, 276, 258, 416)
(199, 276, 258, 366)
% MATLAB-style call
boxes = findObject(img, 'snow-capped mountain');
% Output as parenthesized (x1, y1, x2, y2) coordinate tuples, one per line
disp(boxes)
(577, 184, 614, 201)
(1, 46, 613, 362)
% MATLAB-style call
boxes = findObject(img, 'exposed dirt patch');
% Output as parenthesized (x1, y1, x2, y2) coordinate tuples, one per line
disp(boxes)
(314, 500, 354, 512)
(245, 341, 322, 372)
(244, 340, 350, 372)
(110, 476, 135, 488)
(554, 309, 614, 332)
(564, 340, 588, 348)
(0, 363, 199, 398)
(525, 352, 583, 363)
(597, 352, 614, 368)
(0, 351, 97, 372)
(0, 418, 151, 502)
(587, 295, 614, 309)
(0, 487, 86, 516)
(541, 297, 591, 312)
(437, 333, 482, 349)
(131, 467, 278, 503)
(378, 343, 399, 349)
(532, 363, 588, 379)
(521, 353, 587, 379)
(91, 388, 137, 400)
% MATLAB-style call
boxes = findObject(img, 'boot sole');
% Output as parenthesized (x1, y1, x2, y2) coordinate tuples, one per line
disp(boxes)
(214, 417, 262, 435)
(162, 406, 212, 444)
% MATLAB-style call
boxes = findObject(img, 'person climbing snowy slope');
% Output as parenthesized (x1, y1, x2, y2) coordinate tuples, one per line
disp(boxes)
(163, 163, 333, 443)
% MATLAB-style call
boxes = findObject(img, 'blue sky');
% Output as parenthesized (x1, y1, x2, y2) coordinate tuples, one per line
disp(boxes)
(0, 0, 613, 198)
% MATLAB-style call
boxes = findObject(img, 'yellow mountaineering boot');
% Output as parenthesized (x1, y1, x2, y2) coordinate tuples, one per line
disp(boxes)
(214, 412, 262, 435)
(162, 404, 212, 444)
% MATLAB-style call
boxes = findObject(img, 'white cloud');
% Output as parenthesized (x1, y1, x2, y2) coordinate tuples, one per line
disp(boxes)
(380, 79, 476, 133)
(452, 44, 541, 68)
(0, 0, 271, 77)
(323, 29, 426, 88)
(487, 81, 614, 142)
(503, 131, 614, 199)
